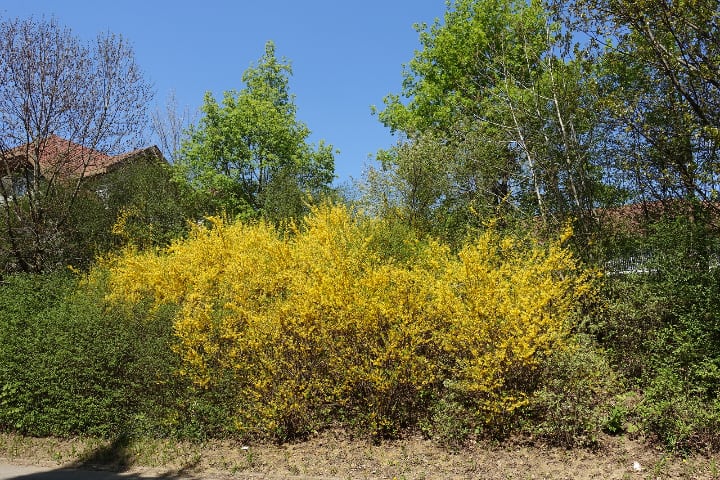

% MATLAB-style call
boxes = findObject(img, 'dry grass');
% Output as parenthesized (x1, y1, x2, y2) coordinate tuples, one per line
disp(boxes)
(1, 431, 719, 479)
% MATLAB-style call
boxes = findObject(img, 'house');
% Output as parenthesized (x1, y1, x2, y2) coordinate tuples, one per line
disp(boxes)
(0, 135, 166, 202)
(595, 200, 720, 274)
(1, 135, 185, 270)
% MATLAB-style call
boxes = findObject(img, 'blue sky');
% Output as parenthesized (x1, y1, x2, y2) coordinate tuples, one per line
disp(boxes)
(1, 1, 448, 184)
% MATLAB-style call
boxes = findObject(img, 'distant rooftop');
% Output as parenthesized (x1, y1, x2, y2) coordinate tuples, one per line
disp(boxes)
(2, 135, 164, 179)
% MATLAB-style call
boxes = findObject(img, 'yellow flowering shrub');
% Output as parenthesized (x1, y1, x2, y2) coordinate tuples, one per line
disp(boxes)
(445, 229, 594, 419)
(103, 205, 595, 439)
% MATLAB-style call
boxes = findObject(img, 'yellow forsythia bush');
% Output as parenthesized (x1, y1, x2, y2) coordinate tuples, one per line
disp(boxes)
(103, 205, 595, 439)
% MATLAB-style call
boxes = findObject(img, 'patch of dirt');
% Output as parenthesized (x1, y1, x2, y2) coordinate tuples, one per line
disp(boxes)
(0, 431, 718, 479)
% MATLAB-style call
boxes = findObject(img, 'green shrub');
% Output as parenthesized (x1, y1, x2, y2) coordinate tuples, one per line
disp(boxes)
(0, 271, 195, 438)
(522, 336, 623, 447)
(594, 212, 720, 452)
(423, 386, 479, 448)
(590, 277, 666, 381)
(639, 367, 720, 451)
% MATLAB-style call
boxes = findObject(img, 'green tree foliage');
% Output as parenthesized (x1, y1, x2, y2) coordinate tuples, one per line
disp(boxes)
(74, 152, 199, 257)
(358, 134, 456, 240)
(373, 0, 605, 245)
(568, 0, 720, 205)
(0, 150, 196, 270)
(176, 42, 335, 222)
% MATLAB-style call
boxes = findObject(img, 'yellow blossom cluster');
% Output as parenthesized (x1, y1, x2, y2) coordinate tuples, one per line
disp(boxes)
(102, 205, 594, 438)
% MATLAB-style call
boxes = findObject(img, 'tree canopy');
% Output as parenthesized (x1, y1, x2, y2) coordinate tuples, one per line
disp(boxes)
(176, 41, 335, 222)
(372, 0, 604, 246)
(369, 0, 720, 253)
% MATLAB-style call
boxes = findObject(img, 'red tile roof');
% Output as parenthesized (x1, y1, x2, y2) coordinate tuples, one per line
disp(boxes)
(2, 135, 163, 179)
(595, 199, 720, 233)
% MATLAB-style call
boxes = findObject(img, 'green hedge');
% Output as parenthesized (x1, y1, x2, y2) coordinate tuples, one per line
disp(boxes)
(0, 271, 229, 439)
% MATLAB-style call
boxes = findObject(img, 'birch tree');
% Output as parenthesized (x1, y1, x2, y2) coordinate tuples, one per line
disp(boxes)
(375, 0, 602, 241)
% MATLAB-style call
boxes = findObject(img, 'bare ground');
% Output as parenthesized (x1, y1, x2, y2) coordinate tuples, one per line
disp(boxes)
(1, 431, 718, 479)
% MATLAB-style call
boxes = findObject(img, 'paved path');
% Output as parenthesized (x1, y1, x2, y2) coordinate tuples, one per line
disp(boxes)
(0, 463, 323, 480)
(0, 464, 198, 480)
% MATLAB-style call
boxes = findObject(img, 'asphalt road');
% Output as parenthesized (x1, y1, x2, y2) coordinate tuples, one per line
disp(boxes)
(0, 464, 202, 480)
(0, 464, 314, 480)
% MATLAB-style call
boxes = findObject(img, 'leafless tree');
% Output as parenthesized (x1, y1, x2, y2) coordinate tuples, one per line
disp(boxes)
(0, 16, 153, 272)
(151, 90, 196, 164)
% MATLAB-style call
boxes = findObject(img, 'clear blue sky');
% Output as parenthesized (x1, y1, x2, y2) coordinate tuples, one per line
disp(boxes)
(1, 1, 448, 184)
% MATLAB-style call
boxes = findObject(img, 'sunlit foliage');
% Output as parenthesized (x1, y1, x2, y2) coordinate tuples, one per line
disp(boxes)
(102, 205, 594, 439)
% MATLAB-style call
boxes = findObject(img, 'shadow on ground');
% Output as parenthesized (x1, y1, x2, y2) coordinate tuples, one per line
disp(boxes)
(1, 468, 184, 480)
(1, 435, 203, 480)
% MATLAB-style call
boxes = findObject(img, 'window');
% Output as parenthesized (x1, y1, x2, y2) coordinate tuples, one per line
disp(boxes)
(0, 170, 32, 203)
(96, 185, 110, 207)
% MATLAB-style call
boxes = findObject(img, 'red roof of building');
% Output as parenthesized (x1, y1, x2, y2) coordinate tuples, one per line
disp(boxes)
(2, 135, 163, 179)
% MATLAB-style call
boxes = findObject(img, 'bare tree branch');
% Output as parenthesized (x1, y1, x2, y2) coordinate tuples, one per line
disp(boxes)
(0, 16, 153, 272)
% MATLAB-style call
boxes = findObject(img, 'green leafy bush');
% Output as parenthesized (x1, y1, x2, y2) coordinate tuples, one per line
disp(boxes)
(639, 367, 720, 451)
(0, 271, 204, 438)
(522, 336, 622, 447)
(594, 212, 720, 451)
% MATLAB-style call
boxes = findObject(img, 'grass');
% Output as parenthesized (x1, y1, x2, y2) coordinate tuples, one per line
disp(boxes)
(1, 431, 720, 479)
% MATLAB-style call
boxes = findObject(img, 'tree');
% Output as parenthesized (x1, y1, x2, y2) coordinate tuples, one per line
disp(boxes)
(375, 0, 604, 245)
(358, 134, 453, 238)
(151, 91, 196, 164)
(0, 16, 153, 272)
(73, 152, 199, 259)
(176, 41, 335, 222)
(568, 0, 720, 205)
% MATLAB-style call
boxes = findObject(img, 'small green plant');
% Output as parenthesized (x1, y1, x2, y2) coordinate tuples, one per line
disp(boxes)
(602, 392, 640, 435)
(638, 368, 720, 451)
(603, 405, 625, 435)
(426, 387, 477, 448)
(523, 336, 621, 447)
